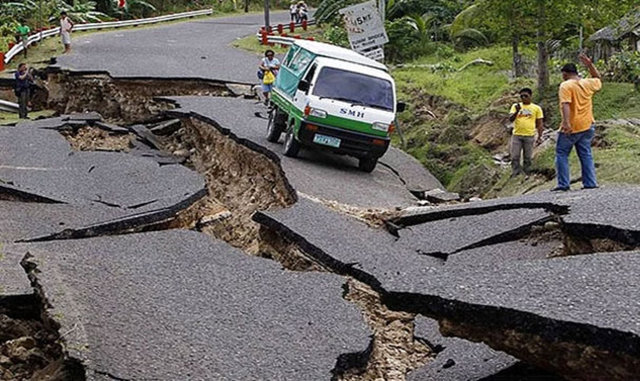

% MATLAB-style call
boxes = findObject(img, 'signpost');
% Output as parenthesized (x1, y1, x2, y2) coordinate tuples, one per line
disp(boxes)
(338, 0, 388, 62)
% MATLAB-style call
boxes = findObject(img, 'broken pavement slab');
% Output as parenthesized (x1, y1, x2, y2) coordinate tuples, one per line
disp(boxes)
(254, 193, 640, 380)
(408, 317, 518, 381)
(396, 208, 553, 258)
(164, 96, 443, 208)
(15, 230, 372, 380)
(0, 121, 206, 213)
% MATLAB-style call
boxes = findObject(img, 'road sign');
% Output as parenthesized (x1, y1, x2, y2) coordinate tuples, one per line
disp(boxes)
(339, 1, 388, 52)
(362, 46, 384, 62)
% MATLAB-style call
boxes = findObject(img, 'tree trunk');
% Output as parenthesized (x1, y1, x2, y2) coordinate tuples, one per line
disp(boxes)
(536, 0, 549, 98)
(512, 33, 523, 77)
(244, 0, 250, 12)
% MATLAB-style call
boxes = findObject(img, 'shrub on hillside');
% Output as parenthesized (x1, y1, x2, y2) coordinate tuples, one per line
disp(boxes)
(605, 50, 640, 85)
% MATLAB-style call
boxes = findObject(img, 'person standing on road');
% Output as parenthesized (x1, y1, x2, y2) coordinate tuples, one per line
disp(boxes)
(290, 2, 299, 23)
(553, 53, 602, 192)
(259, 49, 280, 106)
(15, 63, 33, 119)
(60, 11, 74, 54)
(508, 88, 544, 177)
(16, 22, 30, 58)
(297, 1, 309, 22)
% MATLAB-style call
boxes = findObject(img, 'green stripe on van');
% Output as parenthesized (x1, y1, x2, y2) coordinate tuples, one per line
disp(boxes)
(271, 90, 389, 138)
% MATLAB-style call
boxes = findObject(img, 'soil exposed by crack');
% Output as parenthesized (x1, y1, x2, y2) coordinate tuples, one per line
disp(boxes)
(165, 117, 296, 253)
(43, 71, 231, 124)
(439, 318, 632, 381)
(341, 279, 432, 381)
(60, 126, 133, 152)
(0, 289, 82, 381)
(257, 226, 432, 380)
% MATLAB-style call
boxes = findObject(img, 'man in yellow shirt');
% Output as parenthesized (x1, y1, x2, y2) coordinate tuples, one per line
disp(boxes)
(508, 88, 544, 177)
(553, 53, 601, 191)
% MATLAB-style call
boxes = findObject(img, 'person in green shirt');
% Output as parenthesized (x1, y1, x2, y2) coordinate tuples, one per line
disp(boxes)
(16, 22, 30, 58)
(508, 88, 544, 177)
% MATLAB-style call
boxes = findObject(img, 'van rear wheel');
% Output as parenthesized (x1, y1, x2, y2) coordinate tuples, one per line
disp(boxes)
(283, 125, 300, 157)
(266, 107, 285, 143)
(358, 157, 378, 173)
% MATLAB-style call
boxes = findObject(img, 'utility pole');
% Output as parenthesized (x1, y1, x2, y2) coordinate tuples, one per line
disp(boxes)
(264, 0, 270, 31)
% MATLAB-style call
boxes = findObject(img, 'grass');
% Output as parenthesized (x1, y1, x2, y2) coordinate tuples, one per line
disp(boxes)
(390, 43, 640, 198)
(393, 45, 536, 114)
(0, 109, 57, 125)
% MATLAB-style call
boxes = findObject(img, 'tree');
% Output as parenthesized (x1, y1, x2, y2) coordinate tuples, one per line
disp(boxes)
(480, 0, 535, 78)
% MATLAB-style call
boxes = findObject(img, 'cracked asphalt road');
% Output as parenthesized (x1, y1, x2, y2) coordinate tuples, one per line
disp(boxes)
(167, 96, 443, 207)
(10, 230, 371, 381)
(55, 12, 291, 83)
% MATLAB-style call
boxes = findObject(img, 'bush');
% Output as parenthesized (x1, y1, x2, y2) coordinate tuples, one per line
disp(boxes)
(322, 24, 349, 48)
(605, 50, 640, 84)
(385, 17, 436, 62)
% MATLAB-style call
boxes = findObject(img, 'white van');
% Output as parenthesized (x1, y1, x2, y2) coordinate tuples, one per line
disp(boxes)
(267, 40, 404, 172)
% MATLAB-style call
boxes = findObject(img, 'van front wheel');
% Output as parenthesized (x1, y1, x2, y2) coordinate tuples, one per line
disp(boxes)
(266, 108, 285, 143)
(283, 126, 300, 157)
(358, 157, 378, 173)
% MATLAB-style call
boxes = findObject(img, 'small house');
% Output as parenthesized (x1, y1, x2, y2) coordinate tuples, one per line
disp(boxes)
(589, 8, 640, 62)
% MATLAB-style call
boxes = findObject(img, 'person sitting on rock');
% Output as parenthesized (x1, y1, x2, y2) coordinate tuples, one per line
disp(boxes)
(508, 87, 544, 177)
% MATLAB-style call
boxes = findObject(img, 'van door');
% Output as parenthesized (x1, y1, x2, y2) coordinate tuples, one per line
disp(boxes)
(293, 63, 317, 112)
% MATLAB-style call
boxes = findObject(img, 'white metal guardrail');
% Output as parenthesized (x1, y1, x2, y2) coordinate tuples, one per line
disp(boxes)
(265, 35, 296, 45)
(0, 99, 19, 112)
(4, 9, 212, 64)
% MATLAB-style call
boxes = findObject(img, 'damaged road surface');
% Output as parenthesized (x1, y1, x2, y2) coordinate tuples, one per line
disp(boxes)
(10, 230, 371, 380)
(0, 115, 206, 241)
(165, 96, 443, 207)
(53, 12, 292, 84)
(254, 189, 640, 380)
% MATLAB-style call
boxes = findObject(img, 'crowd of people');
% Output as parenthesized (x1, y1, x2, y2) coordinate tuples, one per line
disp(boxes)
(508, 53, 601, 191)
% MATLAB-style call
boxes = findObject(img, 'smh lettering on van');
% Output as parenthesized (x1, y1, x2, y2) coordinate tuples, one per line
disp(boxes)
(340, 108, 365, 118)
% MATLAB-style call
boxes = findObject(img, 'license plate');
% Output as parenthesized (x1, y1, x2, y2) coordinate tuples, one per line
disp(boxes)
(313, 134, 341, 148)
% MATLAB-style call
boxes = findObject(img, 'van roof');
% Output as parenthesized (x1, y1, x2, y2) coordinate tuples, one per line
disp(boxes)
(292, 40, 388, 72)
(314, 56, 394, 83)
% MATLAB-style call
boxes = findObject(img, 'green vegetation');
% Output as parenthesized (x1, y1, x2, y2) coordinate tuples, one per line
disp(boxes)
(0, 109, 57, 125)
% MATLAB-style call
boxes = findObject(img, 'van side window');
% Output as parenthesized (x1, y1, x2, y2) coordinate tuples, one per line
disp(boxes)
(304, 64, 316, 83)
(289, 49, 314, 76)
(283, 46, 298, 67)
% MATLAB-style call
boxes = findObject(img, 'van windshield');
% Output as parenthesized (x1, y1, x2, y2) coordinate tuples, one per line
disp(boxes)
(312, 67, 394, 111)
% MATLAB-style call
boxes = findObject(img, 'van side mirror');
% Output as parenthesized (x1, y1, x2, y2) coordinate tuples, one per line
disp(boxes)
(298, 80, 310, 93)
(396, 102, 406, 113)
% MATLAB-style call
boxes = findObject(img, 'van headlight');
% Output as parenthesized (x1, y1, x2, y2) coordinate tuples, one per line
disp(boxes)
(372, 122, 390, 132)
(309, 108, 327, 118)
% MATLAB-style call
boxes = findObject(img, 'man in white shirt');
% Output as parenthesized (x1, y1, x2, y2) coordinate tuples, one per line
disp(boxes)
(60, 11, 74, 54)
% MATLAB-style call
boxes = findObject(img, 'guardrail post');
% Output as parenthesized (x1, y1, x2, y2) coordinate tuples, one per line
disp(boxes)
(0, 53, 4, 71)
(277, 24, 283, 34)
(8, 42, 15, 50)
(302, 20, 307, 30)
(307, 37, 314, 41)
(289, 22, 295, 33)
(261, 30, 268, 45)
